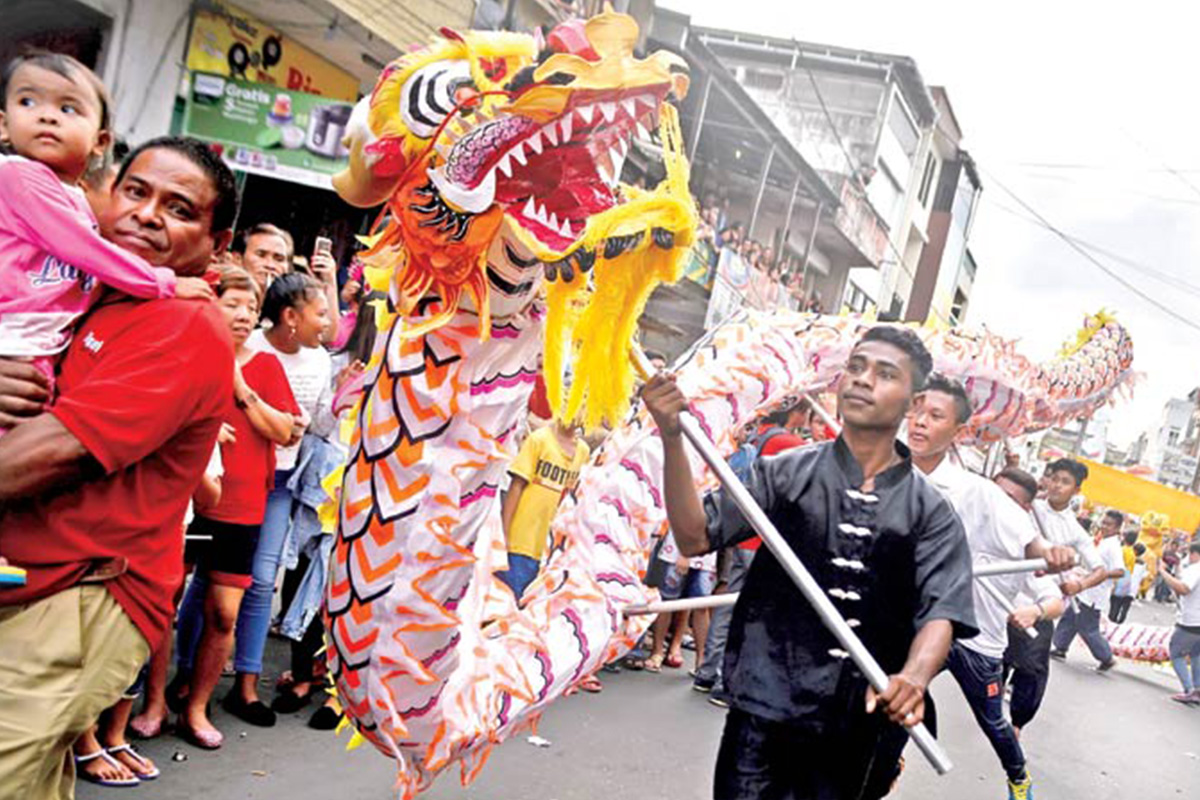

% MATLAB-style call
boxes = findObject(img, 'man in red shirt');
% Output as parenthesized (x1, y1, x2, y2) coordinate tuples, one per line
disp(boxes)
(0, 136, 239, 799)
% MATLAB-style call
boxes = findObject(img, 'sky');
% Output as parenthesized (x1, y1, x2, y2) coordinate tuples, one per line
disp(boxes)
(661, 0, 1200, 448)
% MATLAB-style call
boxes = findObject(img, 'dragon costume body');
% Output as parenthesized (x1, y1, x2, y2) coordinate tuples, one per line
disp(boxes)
(324, 11, 1136, 797)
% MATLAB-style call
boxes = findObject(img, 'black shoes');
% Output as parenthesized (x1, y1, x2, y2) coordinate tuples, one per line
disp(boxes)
(222, 693, 277, 727)
(308, 705, 343, 730)
(271, 688, 314, 714)
(1049, 649, 1068, 660)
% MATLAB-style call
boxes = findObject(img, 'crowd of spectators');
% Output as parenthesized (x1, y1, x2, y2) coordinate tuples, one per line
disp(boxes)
(693, 192, 824, 314)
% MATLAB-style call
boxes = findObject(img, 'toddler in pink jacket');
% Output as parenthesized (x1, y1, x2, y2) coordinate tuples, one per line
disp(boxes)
(0, 51, 211, 426)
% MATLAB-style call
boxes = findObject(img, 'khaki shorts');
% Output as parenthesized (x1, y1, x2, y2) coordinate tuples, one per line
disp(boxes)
(0, 586, 149, 800)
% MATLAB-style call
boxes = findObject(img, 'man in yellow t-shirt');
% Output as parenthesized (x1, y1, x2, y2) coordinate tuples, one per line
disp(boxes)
(498, 420, 591, 599)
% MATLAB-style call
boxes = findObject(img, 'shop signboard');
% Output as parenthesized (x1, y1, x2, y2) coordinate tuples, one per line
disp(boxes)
(187, 2, 360, 102)
(183, 72, 352, 190)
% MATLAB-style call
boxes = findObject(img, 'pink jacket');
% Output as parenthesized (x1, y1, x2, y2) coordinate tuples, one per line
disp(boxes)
(0, 154, 177, 357)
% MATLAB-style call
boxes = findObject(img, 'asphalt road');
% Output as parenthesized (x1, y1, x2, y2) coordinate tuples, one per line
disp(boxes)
(80, 599, 1199, 800)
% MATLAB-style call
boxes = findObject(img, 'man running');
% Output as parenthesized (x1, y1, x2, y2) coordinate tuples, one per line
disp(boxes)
(1001, 459, 1108, 734)
(642, 326, 977, 800)
(1051, 508, 1126, 667)
(907, 374, 1067, 800)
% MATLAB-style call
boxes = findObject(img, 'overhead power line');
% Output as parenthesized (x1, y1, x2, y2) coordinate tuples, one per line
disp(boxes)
(981, 170, 1200, 333)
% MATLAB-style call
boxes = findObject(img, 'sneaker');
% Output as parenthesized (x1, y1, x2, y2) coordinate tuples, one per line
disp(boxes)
(1169, 691, 1200, 705)
(1096, 659, 1116, 673)
(708, 695, 730, 709)
(1048, 649, 1068, 660)
(692, 678, 715, 694)
(1007, 771, 1035, 800)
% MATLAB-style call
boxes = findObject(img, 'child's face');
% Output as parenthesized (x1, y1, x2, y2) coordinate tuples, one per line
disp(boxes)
(0, 64, 109, 182)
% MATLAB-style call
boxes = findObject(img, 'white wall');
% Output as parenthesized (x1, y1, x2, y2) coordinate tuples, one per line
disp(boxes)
(78, 0, 193, 145)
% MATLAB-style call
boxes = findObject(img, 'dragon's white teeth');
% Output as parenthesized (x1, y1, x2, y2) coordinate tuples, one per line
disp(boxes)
(596, 157, 614, 187)
(543, 123, 559, 148)
(620, 97, 638, 118)
(634, 93, 656, 115)
(522, 196, 537, 219)
(559, 113, 574, 143)
(527, 130, 544, 156)
(577, 105, 595, 125)
(511, 143, 527, 167)
(497, 153, 513, 178)
(598, 101, 617, 123)
(634, 118, 652, 141)
(609, 144, 627, 184)
(548, 211, 560, 231)
(534, 202, 551, 226)
(558, 217, 574, 238)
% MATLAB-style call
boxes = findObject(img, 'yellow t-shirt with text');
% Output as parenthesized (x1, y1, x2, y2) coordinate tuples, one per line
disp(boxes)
(506, 426, 591, 560)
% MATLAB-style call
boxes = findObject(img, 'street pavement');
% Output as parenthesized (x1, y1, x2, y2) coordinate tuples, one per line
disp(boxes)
(81, 599, 1199, 799)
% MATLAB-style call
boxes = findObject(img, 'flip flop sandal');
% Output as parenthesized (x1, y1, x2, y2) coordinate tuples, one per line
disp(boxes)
(75, 750, 140, 787)
(578, 676, 603, 693)
(107, 744, 160, 780)
(644, 655, 664, 673)
(665, 653, 684, 669)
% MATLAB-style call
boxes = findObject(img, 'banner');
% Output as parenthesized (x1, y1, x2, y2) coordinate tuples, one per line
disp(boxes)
(682, 239, 716, 291)
(704, 247, 751, 330)
(183, 72, 352, 190)
(187, 2, 360, 102)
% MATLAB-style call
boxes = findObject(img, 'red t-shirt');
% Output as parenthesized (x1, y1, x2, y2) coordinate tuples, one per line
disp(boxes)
(738, 425, 810, 551)
(207, 352, 299, 525)
(0, 296, 233, 646)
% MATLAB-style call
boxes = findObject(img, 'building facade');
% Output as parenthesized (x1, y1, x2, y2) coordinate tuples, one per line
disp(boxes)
(1146, 397, 1199, 490)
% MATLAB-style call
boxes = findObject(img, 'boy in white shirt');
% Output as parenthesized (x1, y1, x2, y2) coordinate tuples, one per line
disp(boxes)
(1160, 541, 1200, 704)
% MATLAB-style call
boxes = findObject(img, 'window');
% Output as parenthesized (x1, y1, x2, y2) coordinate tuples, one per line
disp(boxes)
(917, 152, 937, 207)
(1168, 430, 1180, 447)
(887, 96, 919, 157)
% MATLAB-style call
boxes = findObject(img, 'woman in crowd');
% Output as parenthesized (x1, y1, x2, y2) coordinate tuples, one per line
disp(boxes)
(223, 272, 333, 727)
(272, 289, 384, 728)
(172, 268, 299, 748)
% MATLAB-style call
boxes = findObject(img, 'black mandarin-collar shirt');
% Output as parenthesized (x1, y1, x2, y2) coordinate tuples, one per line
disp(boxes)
(704, 436, 977, 732)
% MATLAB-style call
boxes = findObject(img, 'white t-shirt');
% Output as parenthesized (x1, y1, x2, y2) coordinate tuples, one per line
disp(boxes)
(928, 459, 1052, 658)
(1177, 560, 1200, 627)
(1082, 535, 1126, 613)
(184, 444, 224, 528)
(247, 328, 332, 471)
(1030, 499, 1103, 604)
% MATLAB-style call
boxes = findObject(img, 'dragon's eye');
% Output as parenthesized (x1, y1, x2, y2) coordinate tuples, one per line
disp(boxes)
(400, 60, 476, 139)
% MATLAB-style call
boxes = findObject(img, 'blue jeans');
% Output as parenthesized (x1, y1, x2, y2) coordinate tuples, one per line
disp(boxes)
(946, 643, 1026, 781)
(175, 571, 207, 672)
(1169, 625, 1200, 692)
(696, 547, 755, 687)
(1052, 602, 1113, 664)
(496, 553, 540, 600)
(232, 470, 294, 674)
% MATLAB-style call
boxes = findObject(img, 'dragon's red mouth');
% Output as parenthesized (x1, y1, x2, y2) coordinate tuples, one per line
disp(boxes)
(431, 86, 669, 252)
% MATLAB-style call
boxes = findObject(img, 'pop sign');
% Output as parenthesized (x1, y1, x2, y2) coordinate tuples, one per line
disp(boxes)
(186, 1, 360, 102)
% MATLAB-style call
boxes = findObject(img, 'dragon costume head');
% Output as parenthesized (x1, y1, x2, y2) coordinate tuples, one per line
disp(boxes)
(334, 10, 695, 428)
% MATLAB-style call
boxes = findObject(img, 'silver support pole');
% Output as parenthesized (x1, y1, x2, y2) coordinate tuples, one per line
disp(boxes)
(748, 145, 776, 241)
(975, 576, 1037, 640)
(625, 594, 738, 616)
(632, 348, 953, 776)
(973, 557, 1056, 578)
(803, 391, 841, 435)
(626, 558, 1063, 617)
(688, 73, 714, 161)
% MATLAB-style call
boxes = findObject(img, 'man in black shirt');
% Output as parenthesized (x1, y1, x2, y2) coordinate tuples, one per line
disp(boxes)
(642, 326, 977, 800)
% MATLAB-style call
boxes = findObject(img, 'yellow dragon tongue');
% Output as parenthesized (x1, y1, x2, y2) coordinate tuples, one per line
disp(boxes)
(544, 104, 697, 430)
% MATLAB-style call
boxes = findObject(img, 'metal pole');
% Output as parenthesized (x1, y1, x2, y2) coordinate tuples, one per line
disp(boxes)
(625, 594, 738, 616)
(973, 557, 1056, 578)
(631, 347, 953, 776)
(782, 172, 803, 250)
(626, 558, 1063, 616)
(748, 145, 776, 242)
(976, 576, 1037, 640)
(688, 73, 714, 161)
(800, 201, 823, 280)
(803, 391, 840, 436)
